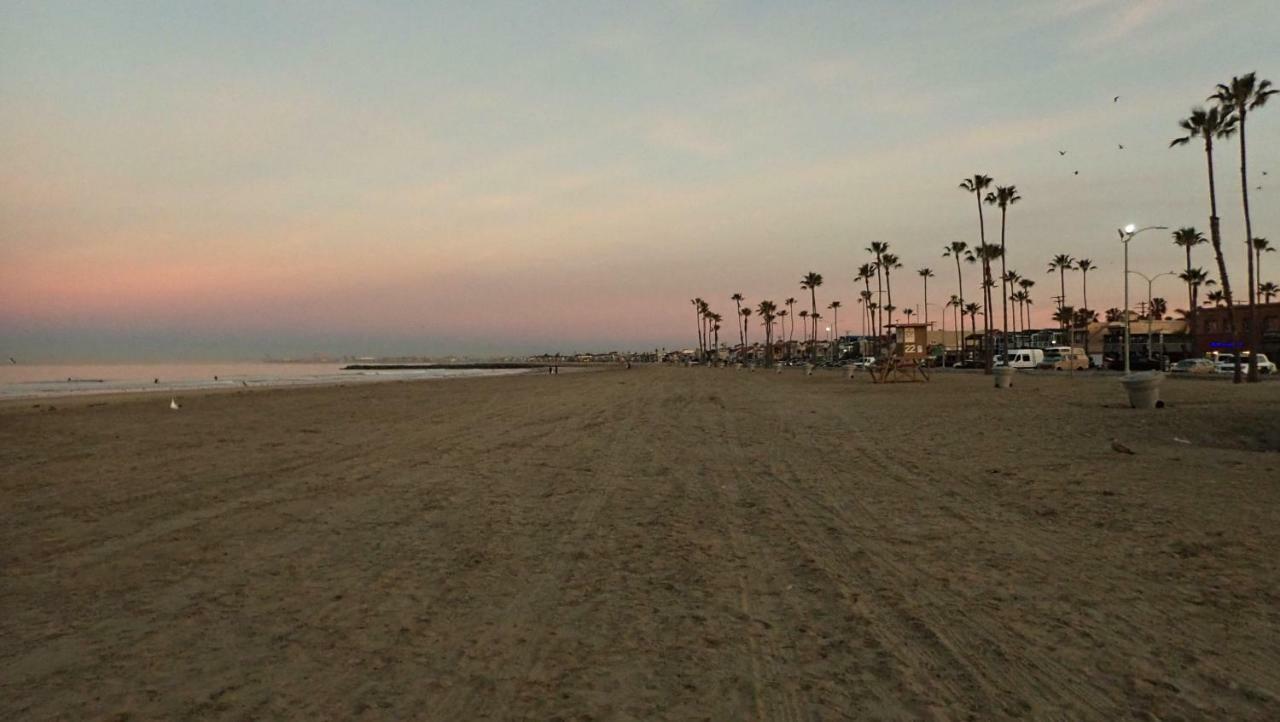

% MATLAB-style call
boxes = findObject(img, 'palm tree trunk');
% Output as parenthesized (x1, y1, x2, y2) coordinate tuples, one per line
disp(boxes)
(954, 257, 964, 339)
(1205, 137, 1241, 383)
(1238, 115, 1259, 382)
(999, 207, 1009, 355)
(1082, 270, 1090, 360)
(885, 270, 894, 328)
(809, 288, 817, 361)
(874, 261, 884, 333)
(974, 191, 992, 373)
(923, 277, 929, 329)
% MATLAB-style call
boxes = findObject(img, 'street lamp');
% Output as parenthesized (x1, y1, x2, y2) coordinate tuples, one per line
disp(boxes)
(1119, 224, 1168, 374)
(1128, 269, 1178, 363)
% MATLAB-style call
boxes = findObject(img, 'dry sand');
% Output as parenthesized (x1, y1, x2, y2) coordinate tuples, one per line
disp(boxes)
(2, 367, 1278, 720)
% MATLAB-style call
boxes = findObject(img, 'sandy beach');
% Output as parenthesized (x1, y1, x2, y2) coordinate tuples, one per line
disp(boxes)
(2, 367, 1278, 719)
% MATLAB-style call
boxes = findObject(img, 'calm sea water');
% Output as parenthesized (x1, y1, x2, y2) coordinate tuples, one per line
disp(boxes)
(0, 362, 529, 400)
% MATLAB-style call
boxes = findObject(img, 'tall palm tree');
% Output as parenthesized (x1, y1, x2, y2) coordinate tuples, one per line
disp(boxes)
(711, 312, 723, 354)
(947, 295, 961, 358)
(756, 300, 777, 366)
(858, 290, 872, 335)
(1260, 281, 1278, 302)
(739, 307, 752, 353)
(827, 301, 842, 356)
(1047, 254, 1074, 323)
(1253, 238, 1274, 293)
(1011, 290, 1029, 332)
(691, 298, 704, 357)
(776, 309, 789, 358)
(880, 254, 902, 327)
(855, 264, 876, 336)
(865, 243, 888, 332)
(917, 268, 935, 328)
(963, 302, 982, 340)
(1172, 105, 1240, 380)
(1172, 227, 1206, 343)
(801, 272, 823, 359)
(1212, 72, 1275, 382)
(1018, 278, 1035, 330)
(1075, 259, 1096, 314)
(797, 309, 809, 354)
(943, 241, 970, 341)
(985, 184, 1021, 346)
(960, 174, 995, 370)
(730, 293, 745, 350)
(784, 297, 797, 346)
(1179, 268, 1213, 343)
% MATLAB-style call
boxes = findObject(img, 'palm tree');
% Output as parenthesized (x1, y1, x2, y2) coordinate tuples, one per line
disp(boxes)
(963, 302, 982, 339)
(1150, 298, 1168, 319)
(916, 268, 935, 328)
(739, 307, 752, 354)
(784, 297, 797, 346)
(1206, 289, 1226, 307)
(881, 253, 902, 327)
(1179, 268, 1213, 343)
(855, 264, 876, 336)
(797, 309, 809, 354)
(827, 301, 842, 357)
(1018, 278, 1035, 330)
(960, 174, 995, 370)
(1105, 307, 1125, 323)
(1047, 254, 1074, 323)
(985, 184, 1021, 346)
(1075, 259, 1096, 318)
(1172, 104, 1240, 380)
(1172, 228, 1206, 342)
(943, 241, 970, 341)
(1011, 290, 1029, 332)
(866, 243, 889, 331)
(947, 295, 961, 360)
(1053, 305, 1075, 328)
(1212, 72, 1276, 382)
(756, 300, 777, 366)
(902, 308, 915, 323)
(730, 293, 745, 350)
(1253, 238, 1274, 293)
(776, 309, 789, 357)
(801, 272, 823, 359)
(1260, 281, 1278, 303)
(691, 298, 704, 357)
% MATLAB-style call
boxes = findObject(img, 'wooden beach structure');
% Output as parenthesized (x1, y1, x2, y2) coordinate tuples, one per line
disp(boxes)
(869, 323, 931, 384)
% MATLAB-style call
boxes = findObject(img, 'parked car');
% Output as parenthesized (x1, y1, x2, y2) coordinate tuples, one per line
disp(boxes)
(848, 356, 877, 369)
(1254, 353, 1278, 374)
(1037, 347, 1089, 371)
(1170, 358, 1217, 375)
(997, 349, 1044, 369)
(1213, 354, 1238, 374)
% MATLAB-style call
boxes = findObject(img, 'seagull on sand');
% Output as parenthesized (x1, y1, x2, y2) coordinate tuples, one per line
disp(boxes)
(8, 357, 15, 364)
(169, 398, 181, 411)
(1110, 439, 1135, 455)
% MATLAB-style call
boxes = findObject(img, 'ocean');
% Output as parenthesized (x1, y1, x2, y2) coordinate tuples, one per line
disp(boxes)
(0, 362, 530, 400)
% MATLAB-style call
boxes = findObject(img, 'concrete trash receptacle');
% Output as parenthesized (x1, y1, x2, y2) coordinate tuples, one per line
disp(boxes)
(994, 366, 1015, 389)
(1120, 371, 1164, 409)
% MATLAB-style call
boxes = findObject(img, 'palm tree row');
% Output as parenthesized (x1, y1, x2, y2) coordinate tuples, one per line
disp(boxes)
(1171, 71, 1275, 382)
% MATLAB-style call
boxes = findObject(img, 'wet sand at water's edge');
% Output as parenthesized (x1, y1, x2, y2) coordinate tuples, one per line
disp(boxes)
(2, 367, 1278, 719)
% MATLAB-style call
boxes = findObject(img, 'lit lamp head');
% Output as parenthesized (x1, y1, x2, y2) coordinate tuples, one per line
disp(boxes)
(1124, 224, 1136, 234)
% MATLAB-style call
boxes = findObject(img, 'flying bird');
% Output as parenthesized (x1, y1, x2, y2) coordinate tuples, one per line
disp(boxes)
(1073, 170, 1079, 175)
(1113, 95, 1120, 102)
(1118, 144, 1125, 150)
(7, 357, 15, 364)
(1110, 439, 1135, 455)
(1262, 171, 1268, 176)
(1058, 150, 1067, 156)
(169, 398, 181, 411)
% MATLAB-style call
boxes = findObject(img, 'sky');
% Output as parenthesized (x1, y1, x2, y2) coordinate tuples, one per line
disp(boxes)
(2, 0, 1279, 360)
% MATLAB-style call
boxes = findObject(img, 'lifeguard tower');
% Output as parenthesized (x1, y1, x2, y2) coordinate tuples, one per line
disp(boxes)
(869, 322, 931, 383)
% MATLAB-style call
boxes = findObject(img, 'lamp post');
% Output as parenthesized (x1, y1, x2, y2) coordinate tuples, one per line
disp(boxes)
(1128, 269, 1177, 364)
(1119, 224, 1168, 374)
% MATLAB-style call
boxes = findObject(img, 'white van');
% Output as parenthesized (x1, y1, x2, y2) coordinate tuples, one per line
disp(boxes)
(998, 349, 1044, 369)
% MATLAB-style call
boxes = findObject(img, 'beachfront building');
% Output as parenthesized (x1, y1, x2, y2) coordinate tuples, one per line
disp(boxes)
(1190, 301, 1280, 356)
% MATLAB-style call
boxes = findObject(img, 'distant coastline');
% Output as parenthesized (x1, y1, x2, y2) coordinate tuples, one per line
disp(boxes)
(342, 362, 557, 371)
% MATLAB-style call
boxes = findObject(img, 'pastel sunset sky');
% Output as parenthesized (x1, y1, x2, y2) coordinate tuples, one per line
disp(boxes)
(2, 1, 1278, 359)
